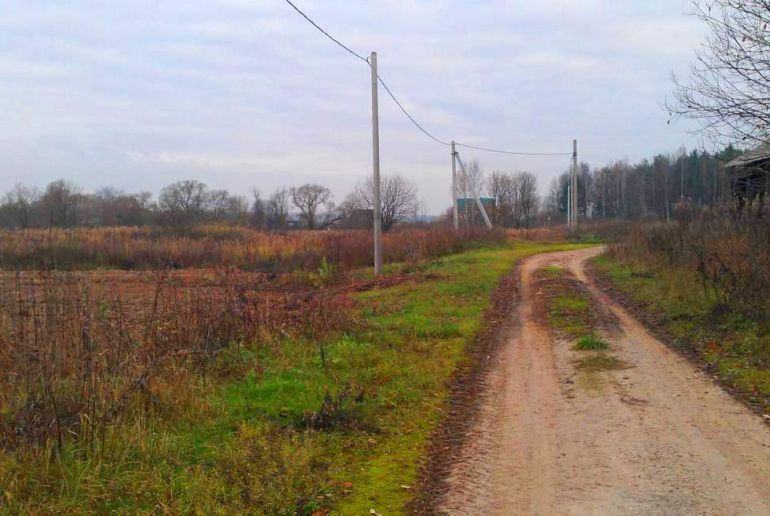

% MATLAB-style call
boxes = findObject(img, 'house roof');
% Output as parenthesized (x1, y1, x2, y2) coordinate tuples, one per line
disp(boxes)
(457, 197, 494, 204)
(722, 143, 770, 170)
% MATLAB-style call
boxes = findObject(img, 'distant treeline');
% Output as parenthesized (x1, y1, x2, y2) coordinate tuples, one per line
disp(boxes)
(0, 179, 272, 229)
(0, 179, 333, 230)
(543, 145, 744, 221)
(1, 145, 746, 230)
(0, 175, 425, 231)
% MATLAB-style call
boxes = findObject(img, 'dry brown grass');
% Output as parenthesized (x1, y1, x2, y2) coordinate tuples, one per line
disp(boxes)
(0, 224, 506, 459)
(611, 206, 770, 319)
(508, 220, 629, 242)
(0, 268, 351, 455)
(0, 225, 505, 271)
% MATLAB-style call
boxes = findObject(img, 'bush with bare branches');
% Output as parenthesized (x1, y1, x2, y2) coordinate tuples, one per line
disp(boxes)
(610, 206, 770, 319)
(0, 270, 351, 454)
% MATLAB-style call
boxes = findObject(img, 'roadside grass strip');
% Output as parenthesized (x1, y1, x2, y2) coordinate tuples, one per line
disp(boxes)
(591, 253, 770, 413)
(0, 242, 593, 514)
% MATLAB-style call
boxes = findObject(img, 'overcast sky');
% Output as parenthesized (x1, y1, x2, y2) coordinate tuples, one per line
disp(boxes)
(1, 1, 706, 213)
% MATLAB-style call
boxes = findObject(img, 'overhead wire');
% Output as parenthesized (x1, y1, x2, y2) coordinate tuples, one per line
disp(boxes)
(283, 0, 570, 157)
(283, 0, 369, 64)
(375, 75, 451, 146)
(455, 142, 572, 156)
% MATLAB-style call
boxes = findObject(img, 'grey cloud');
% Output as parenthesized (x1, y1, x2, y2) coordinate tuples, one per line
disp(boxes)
(1, 0, 705, 212)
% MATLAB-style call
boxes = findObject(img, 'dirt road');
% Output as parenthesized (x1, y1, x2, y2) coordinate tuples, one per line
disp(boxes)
(439, 247, 770, 515)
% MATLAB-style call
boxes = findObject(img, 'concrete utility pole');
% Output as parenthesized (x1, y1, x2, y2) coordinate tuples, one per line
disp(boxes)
(570, 139, 578, 230)
(451, 141, 459, 229)
(472, 188, 492, 229)
(370, 51, 383, 275)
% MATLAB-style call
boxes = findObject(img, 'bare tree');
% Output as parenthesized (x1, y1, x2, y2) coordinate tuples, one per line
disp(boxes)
(579, 162, 591, 217)
(486, 172, 516, 226)
(250, 189, 266, 229)
(678, 145, 688, 200)
(544, 177, 563, 218)
(207, 189, 230, 218)
(483, 171, 538, 228)
(345, 174, 418, 231)
(267, 188, 289, 229)
(319, 201, 343, 228)
(39, 180, 80, 228)
(158, 180, 209, 226)
(667, 0, 770, 145)
(92, 187, 151, 226)
(516, 172, 540, 228)
(290, 184, 331, 229)
(160, 180, 208, 215)
(206, 189, 247, 223)
(225, 195, 249, 223)
(3, 184, 39, 228)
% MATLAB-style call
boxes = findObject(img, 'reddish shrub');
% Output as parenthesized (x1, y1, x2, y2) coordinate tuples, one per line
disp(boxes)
(0, 225, 505, 271)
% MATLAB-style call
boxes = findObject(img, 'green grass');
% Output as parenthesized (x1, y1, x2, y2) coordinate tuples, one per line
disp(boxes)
(573, 335, 610, 351)
(538, 266, 608, 349)
(1, 241, 595, 514)
(572, 354, 632, 373)
(545, 288, 593, 339)
(334, 241, 593, 513)
(591, 253, 770, 411)
(539, 265, 565, 279)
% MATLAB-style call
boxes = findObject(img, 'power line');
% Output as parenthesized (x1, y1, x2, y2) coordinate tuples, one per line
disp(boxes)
(455, 142, 572, 156)
(283, 0, 369, 64)
(283, 0, 570, 157)
(283, 0, 450, 145)
(378, 71, 569, 153)
(376, 75, 451, 146)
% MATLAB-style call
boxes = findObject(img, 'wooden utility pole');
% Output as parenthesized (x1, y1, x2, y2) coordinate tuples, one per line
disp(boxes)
(370, 51, 382, 275)
(451, 141, 458, 229)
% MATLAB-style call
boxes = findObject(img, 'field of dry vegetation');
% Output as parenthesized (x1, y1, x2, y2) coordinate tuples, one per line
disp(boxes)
(2, 224, 546, 512)
(6, 214, 739, 513)
(0, 225, 501, 271)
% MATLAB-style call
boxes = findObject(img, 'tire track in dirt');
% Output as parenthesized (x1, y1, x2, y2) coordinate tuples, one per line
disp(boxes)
(438, 246, 770, 515)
